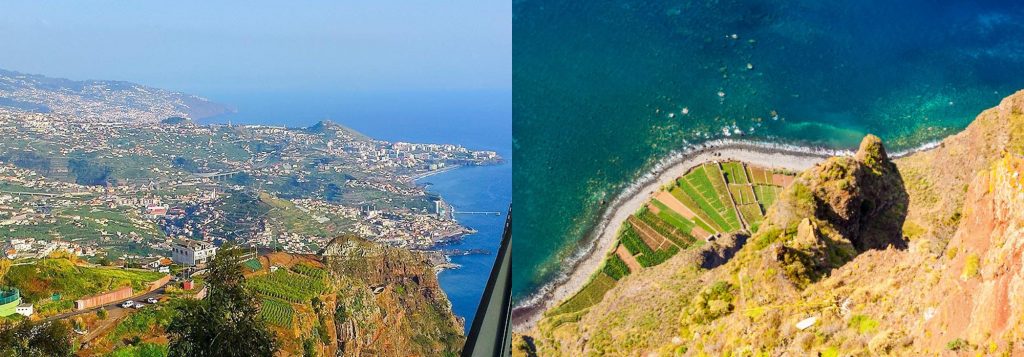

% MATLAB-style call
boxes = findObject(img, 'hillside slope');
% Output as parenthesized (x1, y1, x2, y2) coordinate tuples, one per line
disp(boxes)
(0, 68, 232, 122)
(525, 90, 1024, 356)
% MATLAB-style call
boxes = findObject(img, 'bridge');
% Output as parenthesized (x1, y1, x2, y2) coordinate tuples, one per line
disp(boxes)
(192, 171, 242, 180)
(452, 208, 502, 216)
(0, 190, 62, 197)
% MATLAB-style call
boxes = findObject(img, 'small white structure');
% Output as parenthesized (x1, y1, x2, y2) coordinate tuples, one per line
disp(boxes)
(795, 316, 817, 330)
(171, 240, 217, 266)
(15, 303, 32, 317)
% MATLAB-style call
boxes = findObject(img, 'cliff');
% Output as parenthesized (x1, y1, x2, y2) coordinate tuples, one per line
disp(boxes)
(321, 235, 465, 356)
(525, 90, 1024, 356)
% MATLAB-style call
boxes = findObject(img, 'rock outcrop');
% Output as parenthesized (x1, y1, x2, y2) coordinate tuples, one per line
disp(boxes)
(321, 235, 464, 356)
(759, 134, 907, 287)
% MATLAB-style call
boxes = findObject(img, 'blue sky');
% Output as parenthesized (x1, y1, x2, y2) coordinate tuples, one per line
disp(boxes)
(0, 1, 511, 93)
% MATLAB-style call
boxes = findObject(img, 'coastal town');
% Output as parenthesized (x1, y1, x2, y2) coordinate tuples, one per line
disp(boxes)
(0, 104, 500, 269)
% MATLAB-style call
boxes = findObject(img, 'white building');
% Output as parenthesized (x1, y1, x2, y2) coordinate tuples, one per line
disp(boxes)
(171, 240, 217, 266)
(16, 303, 32, 317)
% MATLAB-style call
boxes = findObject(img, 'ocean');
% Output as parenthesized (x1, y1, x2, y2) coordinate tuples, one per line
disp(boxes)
(199, 89, 512, 331)
(512, 0, 1024, 305)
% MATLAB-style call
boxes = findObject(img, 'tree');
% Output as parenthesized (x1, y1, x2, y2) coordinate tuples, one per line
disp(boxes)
(0, 319, 74, 356)
(0, 258, 10, 280)
(166, 247, 278, 357)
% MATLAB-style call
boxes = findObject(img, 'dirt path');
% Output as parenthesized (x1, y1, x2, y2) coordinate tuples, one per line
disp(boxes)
(614, 245, 643, 273)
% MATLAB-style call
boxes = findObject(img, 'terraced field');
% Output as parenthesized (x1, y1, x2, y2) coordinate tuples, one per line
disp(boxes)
(546, 160, 793, 318)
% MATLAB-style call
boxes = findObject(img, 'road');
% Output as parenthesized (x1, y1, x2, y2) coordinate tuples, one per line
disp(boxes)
(42, 282, 172, 323)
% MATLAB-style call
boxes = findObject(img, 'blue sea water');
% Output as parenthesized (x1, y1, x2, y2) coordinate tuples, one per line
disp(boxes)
(200, 89, 511, 331)
(513, 0, 1024, 307)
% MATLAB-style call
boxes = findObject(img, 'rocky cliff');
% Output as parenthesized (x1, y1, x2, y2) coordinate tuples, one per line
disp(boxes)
(321, 235, 464, 356)
(525, 90, 1024, 356)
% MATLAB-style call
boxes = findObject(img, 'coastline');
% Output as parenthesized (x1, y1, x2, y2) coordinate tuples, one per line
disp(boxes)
(410, 164, 463, 181)
(509, 139, 862, 332)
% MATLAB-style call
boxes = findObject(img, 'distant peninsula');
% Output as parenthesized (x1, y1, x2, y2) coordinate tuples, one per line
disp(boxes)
(0, 68, 234, 123)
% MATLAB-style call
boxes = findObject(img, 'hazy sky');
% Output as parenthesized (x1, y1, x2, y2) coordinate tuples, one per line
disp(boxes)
(0, 1, 511, 94)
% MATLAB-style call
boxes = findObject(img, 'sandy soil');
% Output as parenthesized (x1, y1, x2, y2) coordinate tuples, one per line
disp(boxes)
(511, 140, 836, 333)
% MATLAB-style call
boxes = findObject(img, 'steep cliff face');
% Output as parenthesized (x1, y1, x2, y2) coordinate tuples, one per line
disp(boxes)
(528, 91, 1024, 356)
(321, 235, 464, 356)
(922, 155, 1024, 352)
(896, 90, 1024, 251)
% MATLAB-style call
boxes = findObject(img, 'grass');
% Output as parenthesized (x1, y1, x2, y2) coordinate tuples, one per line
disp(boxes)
(547, 272, 617, 316)
(961, 254, 980, 280)
(849, 314, 879, 334)
(737, 204, 764, 228)
(635, 209, 697, 249)
(721, 161, 749, 184)
(729, 184, 757, 205)
(4, 258, 165, 314)
(107, 300, 182, 342)
(753, 185, 782, 211)
(701, 164, 742, 230)
(648, 199, 696, 233)
(674, 180, 729, 232)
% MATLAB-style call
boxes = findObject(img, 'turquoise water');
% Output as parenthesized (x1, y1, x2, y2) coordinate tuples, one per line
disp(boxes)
(512, 0, 1024, 304)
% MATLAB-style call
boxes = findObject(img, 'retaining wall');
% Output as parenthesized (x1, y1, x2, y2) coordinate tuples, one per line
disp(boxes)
(75, 286, 133, 310)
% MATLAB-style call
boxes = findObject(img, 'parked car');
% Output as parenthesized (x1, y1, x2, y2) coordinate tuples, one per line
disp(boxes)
(131, 303, 145, 309)
(145, 297, 159, 304)
(119, 301, 134, 308)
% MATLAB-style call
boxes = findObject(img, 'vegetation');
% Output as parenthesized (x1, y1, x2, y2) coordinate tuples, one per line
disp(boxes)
(679, 281, 736, 335)
(259, 297, 295, 327)
(602, 254, 631, 280)
(108, 301, 181, 342)
(3, 258, 164, 314)
(849, 314, 880, 334)
(547, 273, 617, 316)
(0, 319, 74, 356)
(107, 342, 168, 357)
(246, 269, 326, 303)
(166, 247, 278, 357)
(68, 156, 114, 185)
(619, 223, 679, 267)
(962, 253, 980, 280)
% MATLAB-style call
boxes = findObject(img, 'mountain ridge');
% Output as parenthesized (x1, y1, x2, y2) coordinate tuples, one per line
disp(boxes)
(0, 68, 233, 122)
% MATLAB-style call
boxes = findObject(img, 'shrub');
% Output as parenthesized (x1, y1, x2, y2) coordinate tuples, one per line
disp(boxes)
(962, 254, 980, 280)
(946, 338, 967, 351)
(849, 314, 879, 334)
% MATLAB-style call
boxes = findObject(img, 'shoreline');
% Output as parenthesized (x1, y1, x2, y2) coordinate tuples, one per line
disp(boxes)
(510, 137, 939, 333)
